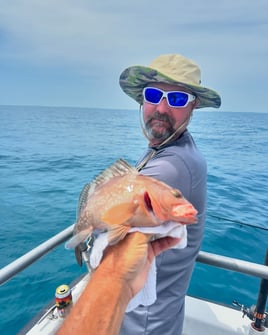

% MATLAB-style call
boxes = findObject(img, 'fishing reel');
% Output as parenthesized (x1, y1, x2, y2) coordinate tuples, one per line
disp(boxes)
(233, 301, 268, 328)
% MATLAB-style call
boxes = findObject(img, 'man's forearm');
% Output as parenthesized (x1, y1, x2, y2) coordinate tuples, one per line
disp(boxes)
(56, 269, 131, 335)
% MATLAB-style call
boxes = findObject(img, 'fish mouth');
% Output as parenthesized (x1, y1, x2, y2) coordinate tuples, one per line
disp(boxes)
(172, 205, 198, 223)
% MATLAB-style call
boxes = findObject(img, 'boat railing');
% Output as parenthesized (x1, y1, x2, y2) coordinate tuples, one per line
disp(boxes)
(1, 223, 268, 286)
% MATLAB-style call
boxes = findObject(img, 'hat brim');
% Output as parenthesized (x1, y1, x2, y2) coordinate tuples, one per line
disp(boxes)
(119, 65, 221, 109)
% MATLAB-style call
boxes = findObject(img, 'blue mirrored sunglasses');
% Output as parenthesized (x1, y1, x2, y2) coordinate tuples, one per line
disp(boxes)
(143, 87, 196, 108)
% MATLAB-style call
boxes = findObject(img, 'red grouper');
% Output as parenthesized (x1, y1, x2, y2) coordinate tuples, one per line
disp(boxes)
(66, 159, 198, 265)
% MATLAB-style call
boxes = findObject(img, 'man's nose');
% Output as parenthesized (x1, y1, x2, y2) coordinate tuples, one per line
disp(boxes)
(156, 97, 170, 113)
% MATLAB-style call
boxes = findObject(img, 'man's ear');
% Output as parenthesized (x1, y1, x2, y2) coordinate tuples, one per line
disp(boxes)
(193, 98, 200, 109)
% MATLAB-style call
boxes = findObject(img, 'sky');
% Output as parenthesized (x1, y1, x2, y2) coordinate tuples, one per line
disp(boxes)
(0, 0, 267, 112)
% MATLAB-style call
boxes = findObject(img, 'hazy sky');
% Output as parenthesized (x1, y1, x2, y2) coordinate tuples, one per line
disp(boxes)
(0, 0, 267, 112)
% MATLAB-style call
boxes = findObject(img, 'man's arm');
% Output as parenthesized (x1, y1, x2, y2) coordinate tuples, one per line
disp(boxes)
(57, 232, 179, 335)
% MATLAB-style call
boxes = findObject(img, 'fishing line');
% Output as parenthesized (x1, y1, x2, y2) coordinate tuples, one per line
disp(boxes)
(207, 213, 268, 231)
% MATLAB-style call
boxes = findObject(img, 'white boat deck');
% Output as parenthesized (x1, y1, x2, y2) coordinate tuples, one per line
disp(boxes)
(183, 296, 262, 335)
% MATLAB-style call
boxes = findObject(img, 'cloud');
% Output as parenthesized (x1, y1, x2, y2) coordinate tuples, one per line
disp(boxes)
(1, 0, 266, 64)
(0, 0, 267, 111)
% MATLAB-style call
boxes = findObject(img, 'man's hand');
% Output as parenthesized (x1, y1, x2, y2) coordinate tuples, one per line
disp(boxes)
(99, 232, 180, 297)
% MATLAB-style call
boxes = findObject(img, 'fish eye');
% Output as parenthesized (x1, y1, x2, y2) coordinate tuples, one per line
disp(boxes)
(171, 189, 182, 198)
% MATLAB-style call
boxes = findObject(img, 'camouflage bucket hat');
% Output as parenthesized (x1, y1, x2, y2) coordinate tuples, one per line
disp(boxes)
(119, 54, 221, 109)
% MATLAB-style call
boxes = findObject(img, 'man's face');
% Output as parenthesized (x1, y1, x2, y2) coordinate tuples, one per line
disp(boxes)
(142, 83, 197, 145)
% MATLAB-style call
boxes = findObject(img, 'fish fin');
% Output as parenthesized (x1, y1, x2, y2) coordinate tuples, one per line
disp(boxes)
(108, 225, 131, 245)
(65, 227, 93, 249)
(101, 202, 139, 225)
(77, 183, 96, 218)
(75, 246, 83, 267)
(76, 159, 137, 218)
(93, 159, 137, 186)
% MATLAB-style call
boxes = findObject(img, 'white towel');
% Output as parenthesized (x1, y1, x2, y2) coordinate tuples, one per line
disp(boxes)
(89, 222, 187, 312)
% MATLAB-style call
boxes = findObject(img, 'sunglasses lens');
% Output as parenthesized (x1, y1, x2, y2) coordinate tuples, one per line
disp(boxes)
(167, 92, 189, 107)
(144, 88, 163, 104)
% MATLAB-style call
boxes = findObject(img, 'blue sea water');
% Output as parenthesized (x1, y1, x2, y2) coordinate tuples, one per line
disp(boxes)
(0, 105, 267, 334)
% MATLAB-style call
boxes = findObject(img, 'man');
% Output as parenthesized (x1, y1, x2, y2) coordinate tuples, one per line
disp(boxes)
(118, 54, 221, 335)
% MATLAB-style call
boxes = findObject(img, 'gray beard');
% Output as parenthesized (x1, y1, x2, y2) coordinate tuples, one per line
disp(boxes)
(145, 112, 175, 141)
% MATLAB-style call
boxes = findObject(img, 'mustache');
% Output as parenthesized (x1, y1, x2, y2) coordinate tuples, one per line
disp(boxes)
(146, 112, 174, 126)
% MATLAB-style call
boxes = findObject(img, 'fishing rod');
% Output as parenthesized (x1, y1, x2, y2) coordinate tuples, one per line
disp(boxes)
(233, 249, 268, 334)
(252, 248, 268, 332)
(207, 214, 268, 232)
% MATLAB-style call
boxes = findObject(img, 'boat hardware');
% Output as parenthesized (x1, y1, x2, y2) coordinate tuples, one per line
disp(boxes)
(77, 236, 95, 273)
(252, 249, 268, 331)
(231, 249, 268, 332)
(1, 224, 268, 286)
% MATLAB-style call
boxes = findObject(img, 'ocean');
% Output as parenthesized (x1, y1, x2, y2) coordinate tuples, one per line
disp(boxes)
(0, 105, 267, 334)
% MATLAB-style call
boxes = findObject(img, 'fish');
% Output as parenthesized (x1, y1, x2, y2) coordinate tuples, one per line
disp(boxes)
(66, 159, 198, 265)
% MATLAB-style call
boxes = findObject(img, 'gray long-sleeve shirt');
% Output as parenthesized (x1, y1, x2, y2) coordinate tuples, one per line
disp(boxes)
(119, 130, 207, 335)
